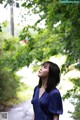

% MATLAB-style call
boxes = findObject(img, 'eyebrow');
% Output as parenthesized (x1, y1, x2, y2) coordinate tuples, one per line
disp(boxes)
(41, 63, 49, 67)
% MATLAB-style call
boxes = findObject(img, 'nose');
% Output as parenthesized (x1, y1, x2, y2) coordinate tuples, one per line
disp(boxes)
(39, 66, 43, 71)
(39, 67, 42, 71)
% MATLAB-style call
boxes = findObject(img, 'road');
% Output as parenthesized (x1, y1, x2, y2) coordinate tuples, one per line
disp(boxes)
(7, 100, 33, 120)
(6, 99, 74, 120)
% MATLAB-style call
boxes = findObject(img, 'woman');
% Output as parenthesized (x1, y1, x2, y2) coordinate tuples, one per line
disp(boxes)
(31, 61, 63, 120)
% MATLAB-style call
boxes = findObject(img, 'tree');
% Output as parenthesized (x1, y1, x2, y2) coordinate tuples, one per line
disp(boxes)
(0, 0, 19, 36)
(0, 1, 80, 117)
(21, 1, 80, 119)
(21, 1, 80, 68)
(0, 33, 20, 104)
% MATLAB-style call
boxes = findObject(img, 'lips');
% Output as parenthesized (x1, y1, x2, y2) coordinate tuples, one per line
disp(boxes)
(38, 71, 41, 74)
(38, 70, 42, 75)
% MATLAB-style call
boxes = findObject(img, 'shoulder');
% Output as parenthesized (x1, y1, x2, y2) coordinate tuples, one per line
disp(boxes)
(48, 88, 62, 104)
(34, 85, 39, 92)
(34, 85, 38, 89)
(32, 85, 39, 98)
(49, 88, 61, 97)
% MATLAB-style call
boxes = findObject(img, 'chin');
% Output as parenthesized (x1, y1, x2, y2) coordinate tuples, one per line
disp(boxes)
(38, 74, 40, 77)
(38, 74, 41, 78)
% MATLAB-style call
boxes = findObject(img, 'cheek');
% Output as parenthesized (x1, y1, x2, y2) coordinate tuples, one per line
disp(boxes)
(38, 71, 48, 78)
(43, 71, 49, 77)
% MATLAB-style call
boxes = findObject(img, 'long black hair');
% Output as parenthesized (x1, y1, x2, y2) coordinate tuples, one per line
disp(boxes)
(38, 61, 60, 92)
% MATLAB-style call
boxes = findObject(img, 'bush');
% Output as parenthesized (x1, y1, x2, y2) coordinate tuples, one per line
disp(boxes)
(0, 70, 20, 103)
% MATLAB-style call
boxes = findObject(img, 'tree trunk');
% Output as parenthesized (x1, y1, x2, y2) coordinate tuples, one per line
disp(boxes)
(10, 4, 14, 36)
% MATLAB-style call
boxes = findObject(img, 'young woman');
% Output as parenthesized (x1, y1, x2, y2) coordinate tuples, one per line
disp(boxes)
(31, 61, 63, 120)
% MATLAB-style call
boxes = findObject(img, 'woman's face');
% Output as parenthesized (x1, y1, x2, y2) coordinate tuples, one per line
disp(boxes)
(38, 63, 49, 78)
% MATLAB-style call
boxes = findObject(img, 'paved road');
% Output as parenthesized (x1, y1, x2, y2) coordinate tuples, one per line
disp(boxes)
(7, 100, 33, 120)
(6, 99, 73, 120)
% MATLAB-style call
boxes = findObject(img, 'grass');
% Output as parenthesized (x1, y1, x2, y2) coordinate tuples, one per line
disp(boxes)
(5, 83, 33, 106)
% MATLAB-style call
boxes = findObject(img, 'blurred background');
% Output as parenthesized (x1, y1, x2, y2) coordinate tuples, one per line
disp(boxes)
(0, 0, 80, 120)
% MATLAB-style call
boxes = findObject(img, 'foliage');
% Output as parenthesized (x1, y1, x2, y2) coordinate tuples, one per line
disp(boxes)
(0, 70, 20, 103)
(70, 78, 80, 120)
(19, 25, 65, 63)
(0, 0, 19, 8)
(0, 33, 17, 103)
(63, 77, 80, 120)
(0, 0, 11, 4)
(22, 1, 80, 69)
(21, 1, 80, 119)
(0, 0, 3, 4)
(19, 26, 31, 40)
(30, 29, 61, 61)
(0, 33, 33, 71)
(0, 32, 32, 104)
(0, 1, 80, 117)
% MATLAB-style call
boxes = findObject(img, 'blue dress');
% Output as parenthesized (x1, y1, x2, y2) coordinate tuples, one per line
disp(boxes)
(31, 86, 63, 120)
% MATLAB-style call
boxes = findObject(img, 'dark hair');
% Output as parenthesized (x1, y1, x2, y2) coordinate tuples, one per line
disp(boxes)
(38, 61, 60, 92)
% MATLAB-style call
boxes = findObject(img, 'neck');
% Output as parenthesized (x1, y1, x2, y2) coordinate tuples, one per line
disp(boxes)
(41, 78, 47, 89)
